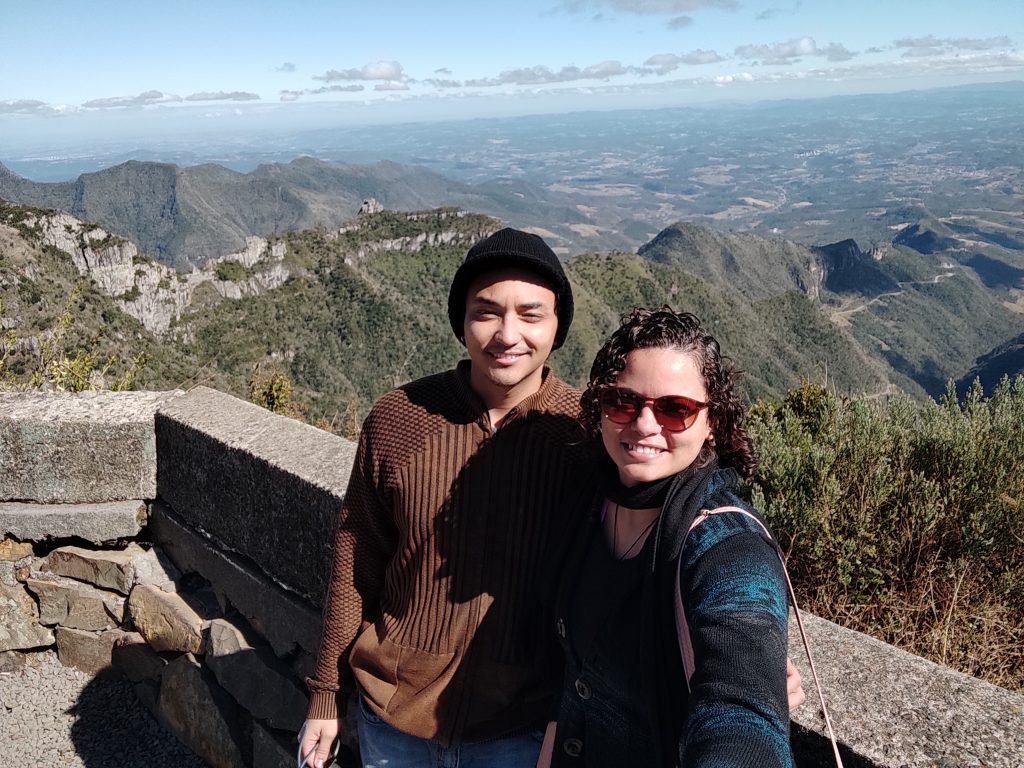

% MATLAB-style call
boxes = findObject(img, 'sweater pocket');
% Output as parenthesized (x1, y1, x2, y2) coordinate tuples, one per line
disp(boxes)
(350, 628, 457, 739)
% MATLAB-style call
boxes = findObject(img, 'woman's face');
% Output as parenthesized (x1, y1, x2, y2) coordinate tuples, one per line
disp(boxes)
(601, 347, 713, 487)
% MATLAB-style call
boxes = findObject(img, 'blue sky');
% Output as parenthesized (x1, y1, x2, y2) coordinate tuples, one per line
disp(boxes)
(2, 0, 1022, 130)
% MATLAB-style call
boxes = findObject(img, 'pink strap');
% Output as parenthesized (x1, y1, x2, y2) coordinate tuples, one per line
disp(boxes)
(674, 506, 844, 768)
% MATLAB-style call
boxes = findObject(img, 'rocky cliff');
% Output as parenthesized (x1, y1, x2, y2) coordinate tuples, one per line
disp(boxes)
(22, 211, 292, 334)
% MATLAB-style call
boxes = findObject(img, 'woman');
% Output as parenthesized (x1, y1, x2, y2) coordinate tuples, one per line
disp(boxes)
(541, 307, 795, 767)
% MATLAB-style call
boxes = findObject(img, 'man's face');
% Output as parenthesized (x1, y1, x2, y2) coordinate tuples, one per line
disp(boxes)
(463, 268, 558, 404)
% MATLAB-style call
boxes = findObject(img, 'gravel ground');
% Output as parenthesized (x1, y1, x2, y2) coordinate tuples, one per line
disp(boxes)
(0, 651, 207, 767)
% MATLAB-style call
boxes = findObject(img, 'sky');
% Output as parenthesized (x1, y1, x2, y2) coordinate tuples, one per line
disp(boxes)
(2, 0, 1023, 143)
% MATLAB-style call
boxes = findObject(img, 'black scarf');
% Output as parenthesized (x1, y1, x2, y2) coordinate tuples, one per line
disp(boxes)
(599, 455, 735, 572)
(597, 453, 679, 509)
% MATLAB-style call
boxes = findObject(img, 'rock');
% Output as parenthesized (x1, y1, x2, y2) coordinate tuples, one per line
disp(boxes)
(0, 649, 27, 672)
(0, 582, 53, 651)
(54, 626, 124, 674)
(0, 501, 147, 544)
(358, 198, 384, 215)
(131, 546, 181, 590)
(25, 575, 125, 629)
(205, 618, 309, 732)
(159, 653, 246, 768)
(0, 538, 33, 561)
(0, 561, 11, 588)
(112, 631, 167, 682)
(252, 721, 296, 768)
(290, 649, 316, 683)
(0, 390, 180, 503)
(42, 545, 145, 594)
(132, 678, 164, 724)
(127, 584, 204, 654)
(151, 503, 321, 658)
(155, 386, 354, 603)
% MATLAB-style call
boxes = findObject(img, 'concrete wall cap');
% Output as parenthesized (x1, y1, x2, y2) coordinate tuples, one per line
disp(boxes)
(0, 391, 184, 424)
(156, 386, 353, 495)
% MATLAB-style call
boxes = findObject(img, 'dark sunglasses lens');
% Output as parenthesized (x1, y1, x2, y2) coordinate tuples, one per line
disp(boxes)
(654, 398, 701, 430)
(601, 390, 641, 423)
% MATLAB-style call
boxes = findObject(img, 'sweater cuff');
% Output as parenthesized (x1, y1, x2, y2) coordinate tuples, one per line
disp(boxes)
(307, 689, 348, 720)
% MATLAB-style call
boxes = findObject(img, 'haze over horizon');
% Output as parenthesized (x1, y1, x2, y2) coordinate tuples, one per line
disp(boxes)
(3, 0, 1023, 157)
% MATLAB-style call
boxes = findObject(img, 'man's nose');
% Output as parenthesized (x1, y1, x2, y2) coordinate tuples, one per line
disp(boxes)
(494, 315, 523, 344)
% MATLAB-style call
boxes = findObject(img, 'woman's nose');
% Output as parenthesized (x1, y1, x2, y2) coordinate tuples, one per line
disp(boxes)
(633, 404, 661, 434)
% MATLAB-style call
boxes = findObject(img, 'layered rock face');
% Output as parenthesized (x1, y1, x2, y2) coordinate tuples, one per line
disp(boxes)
(26, 212, 292, 335)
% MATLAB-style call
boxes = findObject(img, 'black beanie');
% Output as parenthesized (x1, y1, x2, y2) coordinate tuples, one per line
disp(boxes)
(448, 227, 574, 350)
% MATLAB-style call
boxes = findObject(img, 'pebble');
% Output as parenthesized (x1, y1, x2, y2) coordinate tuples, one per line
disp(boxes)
(0, 650, 206, 767)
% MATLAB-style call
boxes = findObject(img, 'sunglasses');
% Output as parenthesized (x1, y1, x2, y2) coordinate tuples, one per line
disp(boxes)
(599, 387, 708, 432)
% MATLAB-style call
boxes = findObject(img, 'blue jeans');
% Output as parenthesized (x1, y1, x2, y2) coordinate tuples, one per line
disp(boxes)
(356, 696, 544, 768)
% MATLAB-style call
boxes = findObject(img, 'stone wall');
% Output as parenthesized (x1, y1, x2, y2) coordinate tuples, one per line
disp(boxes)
(2, 388, 1023, 767)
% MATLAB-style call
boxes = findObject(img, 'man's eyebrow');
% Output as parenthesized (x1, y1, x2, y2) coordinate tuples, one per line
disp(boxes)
(467, 298, 550, 310)
(468, 297, 501, 308)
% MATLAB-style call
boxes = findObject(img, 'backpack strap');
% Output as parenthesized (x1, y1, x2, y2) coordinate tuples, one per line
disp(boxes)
(675, 505, 845, 768)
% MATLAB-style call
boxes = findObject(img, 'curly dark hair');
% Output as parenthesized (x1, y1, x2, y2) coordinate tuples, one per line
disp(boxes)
(579, 306, 758, 479)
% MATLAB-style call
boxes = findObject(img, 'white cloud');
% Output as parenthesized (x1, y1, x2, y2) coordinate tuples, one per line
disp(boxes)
(735, 37, 856, 65)
(314, 61, 405, 82)
(0, 99, 60, 116)
(713, 72, 754, 84)
(819, 43, 855, 63)
(374, 82, 410, 91)
(643, 49, 725, 74)
(276, 62, 296, 73)
(895, 35, 1014, 58)
(465, 60, 633, 87)
(185, 91, 260, 102)
(755, 1, 802, 21)
(310, 85, 366, 94)
(424, 78, 462, 88)
(81, 90, 182, 109)
(735, 36, 816, 64)
(667, 15, 693, 29)
(583, 60, 630, 78)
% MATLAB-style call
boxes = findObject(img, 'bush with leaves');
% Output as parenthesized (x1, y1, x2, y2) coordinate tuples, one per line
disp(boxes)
(1, 284, 150, 392)
(247, 362, 306, 420)
(749, 377, 1024, 691)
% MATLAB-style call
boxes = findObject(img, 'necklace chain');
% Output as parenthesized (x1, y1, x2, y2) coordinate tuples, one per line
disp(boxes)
(612, 502, 658, 560)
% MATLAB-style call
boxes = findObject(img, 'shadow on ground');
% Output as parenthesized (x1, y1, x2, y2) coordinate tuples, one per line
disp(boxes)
(68, 671, 206, 768)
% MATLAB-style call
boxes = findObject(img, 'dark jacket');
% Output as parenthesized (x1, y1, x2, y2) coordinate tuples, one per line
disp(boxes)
(550, 462, 794, 767)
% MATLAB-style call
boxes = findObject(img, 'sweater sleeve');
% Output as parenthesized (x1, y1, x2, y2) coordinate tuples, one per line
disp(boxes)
(306, 411, 398, 720)
(679, 522, 795, 767)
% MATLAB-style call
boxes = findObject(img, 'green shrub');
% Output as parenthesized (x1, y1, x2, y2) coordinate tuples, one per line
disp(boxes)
(750, 377, 1024, 690)
(214, 260, 250, 282)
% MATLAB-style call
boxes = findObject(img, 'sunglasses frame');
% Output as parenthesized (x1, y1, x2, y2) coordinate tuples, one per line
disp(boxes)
(599, 386, 709, 432)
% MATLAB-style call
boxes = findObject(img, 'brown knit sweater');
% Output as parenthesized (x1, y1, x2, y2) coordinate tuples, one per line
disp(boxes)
(307, 361, 587, 745)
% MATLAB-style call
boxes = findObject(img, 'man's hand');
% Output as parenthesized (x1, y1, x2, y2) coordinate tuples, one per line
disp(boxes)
(297, 718, 340, 768)
(787, 658, 806, 712)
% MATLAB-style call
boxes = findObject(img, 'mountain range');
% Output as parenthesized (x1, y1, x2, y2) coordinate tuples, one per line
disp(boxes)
(0, 158, 634, 269)
(3, 194, 1021, 426)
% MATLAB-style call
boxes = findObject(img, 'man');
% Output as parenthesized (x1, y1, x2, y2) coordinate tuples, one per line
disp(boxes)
(301, 228, 587, 768)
